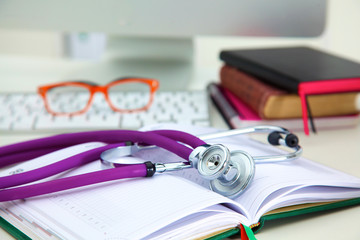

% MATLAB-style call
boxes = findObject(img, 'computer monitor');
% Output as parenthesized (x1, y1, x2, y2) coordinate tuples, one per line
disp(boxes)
(0, 0, 327, 90)
(0, 0, 326, 37)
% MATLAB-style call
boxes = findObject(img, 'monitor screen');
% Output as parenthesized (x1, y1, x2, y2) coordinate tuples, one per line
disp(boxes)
(0, 0, 328, 91)
(0, 0, 327, 38)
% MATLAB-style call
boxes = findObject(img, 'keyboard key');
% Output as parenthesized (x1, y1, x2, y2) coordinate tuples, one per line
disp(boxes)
(11, 114, 36, 130)
(122, 114, 142, 129)
(0, 116, 12, 130)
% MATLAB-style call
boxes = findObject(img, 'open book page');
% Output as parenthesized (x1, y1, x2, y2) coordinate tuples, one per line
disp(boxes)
(239, 157, 360, 222)
(0, 142, 247, 239)
(146, 205, 242, 240)
(142, 124, 360, 225)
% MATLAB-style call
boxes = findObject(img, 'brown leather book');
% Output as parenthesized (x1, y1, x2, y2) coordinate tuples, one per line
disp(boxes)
(220, 65, 359, 119)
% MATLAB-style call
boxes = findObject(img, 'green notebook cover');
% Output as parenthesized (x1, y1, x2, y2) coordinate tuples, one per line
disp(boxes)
(253, 197, 360, 233)
(205, 197, 360, 240)
(0, 216, 31, 240)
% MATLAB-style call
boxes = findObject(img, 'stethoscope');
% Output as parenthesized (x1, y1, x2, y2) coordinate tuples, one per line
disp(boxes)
(0, 125, 302, 202)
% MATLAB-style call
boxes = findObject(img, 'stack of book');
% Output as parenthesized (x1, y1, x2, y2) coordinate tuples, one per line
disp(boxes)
(216, 46, 360, 133)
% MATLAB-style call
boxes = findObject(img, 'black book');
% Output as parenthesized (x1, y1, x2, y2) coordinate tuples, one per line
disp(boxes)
(220, 46, 360, 92)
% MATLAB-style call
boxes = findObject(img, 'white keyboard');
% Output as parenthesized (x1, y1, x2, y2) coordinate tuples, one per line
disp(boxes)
(0, 91, 210, 132)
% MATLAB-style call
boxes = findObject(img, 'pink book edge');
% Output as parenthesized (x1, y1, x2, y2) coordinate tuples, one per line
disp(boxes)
(221, 87, 261, 120)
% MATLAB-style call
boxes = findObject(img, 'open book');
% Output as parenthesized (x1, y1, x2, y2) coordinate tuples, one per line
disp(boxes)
(1, 124, 360, 239)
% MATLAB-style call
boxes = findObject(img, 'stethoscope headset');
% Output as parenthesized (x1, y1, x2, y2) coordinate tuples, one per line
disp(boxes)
(0, 125, 301, 201)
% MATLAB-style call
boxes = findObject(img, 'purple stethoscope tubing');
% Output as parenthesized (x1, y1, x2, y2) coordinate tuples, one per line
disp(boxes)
(0, 130, 206, 202)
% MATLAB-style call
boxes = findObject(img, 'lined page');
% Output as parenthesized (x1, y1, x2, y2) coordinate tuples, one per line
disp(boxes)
(15, 165, 242, 239)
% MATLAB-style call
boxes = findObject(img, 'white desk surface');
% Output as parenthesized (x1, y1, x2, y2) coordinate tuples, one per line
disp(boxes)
(1, 58, 360, 239)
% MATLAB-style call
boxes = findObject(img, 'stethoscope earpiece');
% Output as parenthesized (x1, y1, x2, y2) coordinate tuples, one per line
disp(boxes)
(268, 131, 299, 148)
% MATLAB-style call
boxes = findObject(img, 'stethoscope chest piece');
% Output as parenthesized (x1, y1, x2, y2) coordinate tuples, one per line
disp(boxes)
(190, 144, 256, 199)
(193, 144, 231, 180)
(210, 150, 255, 199)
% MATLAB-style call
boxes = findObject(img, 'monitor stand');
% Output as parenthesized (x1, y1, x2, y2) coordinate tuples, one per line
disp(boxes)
(65, 34, 195, 91)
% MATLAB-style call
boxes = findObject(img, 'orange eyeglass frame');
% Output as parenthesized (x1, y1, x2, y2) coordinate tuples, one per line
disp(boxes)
(38, 78, 159, 116)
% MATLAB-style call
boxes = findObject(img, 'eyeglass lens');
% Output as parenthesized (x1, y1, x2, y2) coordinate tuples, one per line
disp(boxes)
(46, 86, 90, 114)
(108, 81, 151, 111)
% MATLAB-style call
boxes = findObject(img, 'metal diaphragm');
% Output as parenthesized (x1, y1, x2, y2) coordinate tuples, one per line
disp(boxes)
(196, 144, 231, 180)
(210, 150, 255, 199)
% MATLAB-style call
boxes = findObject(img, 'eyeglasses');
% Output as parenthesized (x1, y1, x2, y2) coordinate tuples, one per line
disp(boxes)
(38, 77, 159, 116)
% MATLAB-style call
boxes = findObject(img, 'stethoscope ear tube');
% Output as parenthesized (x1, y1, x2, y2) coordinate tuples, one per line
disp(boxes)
(254, 130, 302, 163)
(0, 163, 150, 202)
(0, 130, 206, 202)
(268, 131, 299, 148)
(198, 126, 302, 164)
(0, 130, 206, 168)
